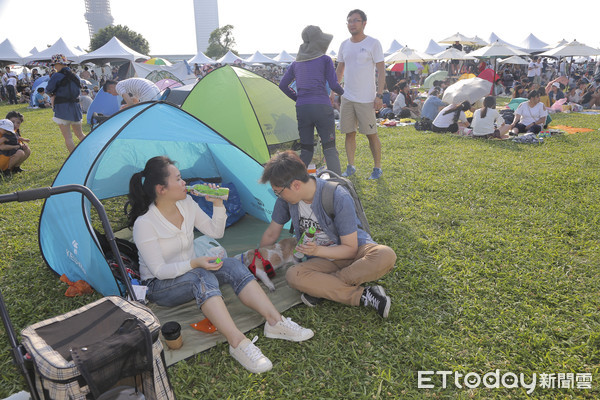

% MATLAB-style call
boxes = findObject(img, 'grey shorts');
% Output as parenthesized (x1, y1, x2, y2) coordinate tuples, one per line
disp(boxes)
(339, 97, 377, 135)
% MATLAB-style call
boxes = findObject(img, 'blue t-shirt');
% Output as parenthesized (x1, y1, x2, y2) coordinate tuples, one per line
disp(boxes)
(421, 95, 445, 121)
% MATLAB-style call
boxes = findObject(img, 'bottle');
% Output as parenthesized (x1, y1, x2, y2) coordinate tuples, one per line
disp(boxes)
(293, 226, 317, 260)
(186, 184, 229, 200)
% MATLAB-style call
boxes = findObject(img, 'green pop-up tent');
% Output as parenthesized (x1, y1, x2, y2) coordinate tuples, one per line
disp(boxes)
(181, 65, 299, 165)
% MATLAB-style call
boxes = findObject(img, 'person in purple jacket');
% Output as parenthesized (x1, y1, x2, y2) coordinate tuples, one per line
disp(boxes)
(279, 25, 344, 175)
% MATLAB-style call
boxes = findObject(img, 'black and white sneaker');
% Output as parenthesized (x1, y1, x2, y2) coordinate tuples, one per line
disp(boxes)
(300, 293, 323, 307)
(361, 286, 391, 318)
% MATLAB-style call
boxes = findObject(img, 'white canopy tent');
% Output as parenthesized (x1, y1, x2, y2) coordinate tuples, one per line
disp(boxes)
(244, 51, 276, 64)
(217, 50, 243, 64)
(0, 39, 26, 65)
(516, 33, 549, 54)
(188, 52, 216, 65)
(424, 39, 446, 55)
(487, 33, 516, 48)
(273, 50, 295, 63)
(22, 38, 85, 64)
(79, 37, 149, 64)
(385, 40, 403, 55)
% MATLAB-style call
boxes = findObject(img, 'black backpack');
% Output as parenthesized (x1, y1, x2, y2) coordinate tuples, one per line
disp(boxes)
(94, 229, 141, 284)
(317, 169, 371, 235)
(415, 117, 432, 131)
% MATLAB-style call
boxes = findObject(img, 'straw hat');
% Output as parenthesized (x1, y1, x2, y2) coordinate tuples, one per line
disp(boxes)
(296, 25, 333, 62)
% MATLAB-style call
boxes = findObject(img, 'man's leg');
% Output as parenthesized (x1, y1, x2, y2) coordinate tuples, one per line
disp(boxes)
(366, 133, 382, 169)
(339, 97, 358, 176)
(286, 243, 396, 306)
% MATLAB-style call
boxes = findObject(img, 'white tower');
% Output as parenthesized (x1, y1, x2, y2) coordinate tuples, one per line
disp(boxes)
(193, 0, 219, 53)
(83, 0, 114, 39)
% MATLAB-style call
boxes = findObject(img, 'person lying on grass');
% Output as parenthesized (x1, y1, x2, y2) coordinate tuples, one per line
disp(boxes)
(259, 150, 397, 318)
(128, 156, 314, 374)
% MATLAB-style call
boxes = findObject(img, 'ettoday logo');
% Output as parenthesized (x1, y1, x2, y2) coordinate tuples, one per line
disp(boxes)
(418, 370, 592, 394)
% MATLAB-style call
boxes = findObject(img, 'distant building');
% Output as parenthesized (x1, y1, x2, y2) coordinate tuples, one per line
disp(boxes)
(84, 0, 114, 39)
(193, 0, 219, 53)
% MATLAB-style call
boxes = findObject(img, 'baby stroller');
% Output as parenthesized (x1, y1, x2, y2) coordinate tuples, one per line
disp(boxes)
(0, 184, 175, 400)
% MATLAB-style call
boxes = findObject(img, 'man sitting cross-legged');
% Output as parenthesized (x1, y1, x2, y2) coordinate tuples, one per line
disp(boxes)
(259, 150, 397, 318)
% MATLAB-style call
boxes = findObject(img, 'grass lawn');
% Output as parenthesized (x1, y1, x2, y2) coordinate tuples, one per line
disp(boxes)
(0, 101, 599, 399)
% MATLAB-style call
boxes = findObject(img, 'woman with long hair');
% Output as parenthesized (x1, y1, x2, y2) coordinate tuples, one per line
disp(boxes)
(431, 100, 471, 134)
(128, 156, 314, 374)
(471, 96, 510, 139)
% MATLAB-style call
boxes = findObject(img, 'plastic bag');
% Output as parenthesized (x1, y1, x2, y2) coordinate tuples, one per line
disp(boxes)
(194, 235, 227, 259)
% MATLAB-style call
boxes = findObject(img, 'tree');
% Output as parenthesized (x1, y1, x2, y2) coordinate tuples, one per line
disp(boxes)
(205, 25, 237, 59)
(89, 25, 150, 55)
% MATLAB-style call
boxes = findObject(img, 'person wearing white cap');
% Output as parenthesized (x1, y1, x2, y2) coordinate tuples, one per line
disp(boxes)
(0, 119, 28, 175)
(45, 54, 85, 153)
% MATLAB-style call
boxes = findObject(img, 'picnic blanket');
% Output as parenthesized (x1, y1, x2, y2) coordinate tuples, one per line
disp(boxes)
(115, 214, 301, 366)
(549, 125, 595, 134)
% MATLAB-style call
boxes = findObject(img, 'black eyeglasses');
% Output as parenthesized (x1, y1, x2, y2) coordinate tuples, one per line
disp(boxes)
(273, 178, 296, 198)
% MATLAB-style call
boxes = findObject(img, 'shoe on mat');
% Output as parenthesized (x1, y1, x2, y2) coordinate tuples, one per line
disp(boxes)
(300, 293, 323, 307)
(367, 168, 383, 180)
(341, 165, 356, 177)
(229, 336, 272, 373)
(264, 315, 314, 342)
(361, 285, 391, 318)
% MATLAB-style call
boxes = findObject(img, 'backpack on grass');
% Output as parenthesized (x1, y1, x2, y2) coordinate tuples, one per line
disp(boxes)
(317, 169, 371, 235)
(95, 229, 141, 284)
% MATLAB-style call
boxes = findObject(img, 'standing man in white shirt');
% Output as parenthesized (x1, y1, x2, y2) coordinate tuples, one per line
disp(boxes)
(333, 9, 386, 180)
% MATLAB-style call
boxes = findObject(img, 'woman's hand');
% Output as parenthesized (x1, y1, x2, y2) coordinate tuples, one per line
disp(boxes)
(204, 183, 225, 207)
(191, 256, 223, 271)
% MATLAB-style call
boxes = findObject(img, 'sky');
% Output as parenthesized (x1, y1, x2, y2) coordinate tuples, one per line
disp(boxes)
(0, 0, 598, 57)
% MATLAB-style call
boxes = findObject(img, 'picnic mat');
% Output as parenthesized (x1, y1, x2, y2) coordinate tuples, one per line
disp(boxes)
(115, 214, 301, 366)
(548, 125, 595, 134)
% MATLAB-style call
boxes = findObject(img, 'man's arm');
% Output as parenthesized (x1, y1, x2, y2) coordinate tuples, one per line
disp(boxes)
(297, 231, 358, 260)
(375, 61, 385, 109)
(331, 62, 345, 105)
(260, 220, 284, 247)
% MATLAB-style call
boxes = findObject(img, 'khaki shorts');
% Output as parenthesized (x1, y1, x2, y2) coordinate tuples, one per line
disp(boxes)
(53, 117, 82, 126)
(339, 97, 377, 135)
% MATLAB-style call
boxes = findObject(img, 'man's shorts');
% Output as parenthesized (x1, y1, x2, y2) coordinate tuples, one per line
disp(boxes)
(340, 97, 378, 135)
(53, 117, 82, 126)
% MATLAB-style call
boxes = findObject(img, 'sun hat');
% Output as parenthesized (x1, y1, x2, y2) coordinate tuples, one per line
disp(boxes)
(552, 82, 560, 88)
(50, 54, 70, 65)
(296, 25, 333, 62)
(0, 119, 15, 133)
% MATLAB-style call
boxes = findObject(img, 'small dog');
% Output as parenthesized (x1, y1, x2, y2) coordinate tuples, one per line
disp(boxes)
(234, 237, 297, 291)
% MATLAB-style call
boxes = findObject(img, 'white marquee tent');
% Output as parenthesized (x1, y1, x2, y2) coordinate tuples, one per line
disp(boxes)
(79, 37, 149, 64)
(23, 38, 85, 64)
(0, 39, 26, 65)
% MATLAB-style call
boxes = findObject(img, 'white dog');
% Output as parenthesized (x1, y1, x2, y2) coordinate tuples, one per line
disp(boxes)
(234, 238, 298, 291)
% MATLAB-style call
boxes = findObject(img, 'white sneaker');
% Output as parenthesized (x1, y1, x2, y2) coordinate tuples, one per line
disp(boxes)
(264, 315, 314, 342)
(229, 336, 272, 373)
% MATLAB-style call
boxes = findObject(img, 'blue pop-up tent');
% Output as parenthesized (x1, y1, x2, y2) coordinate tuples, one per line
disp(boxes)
(38, 101, 278, 296)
